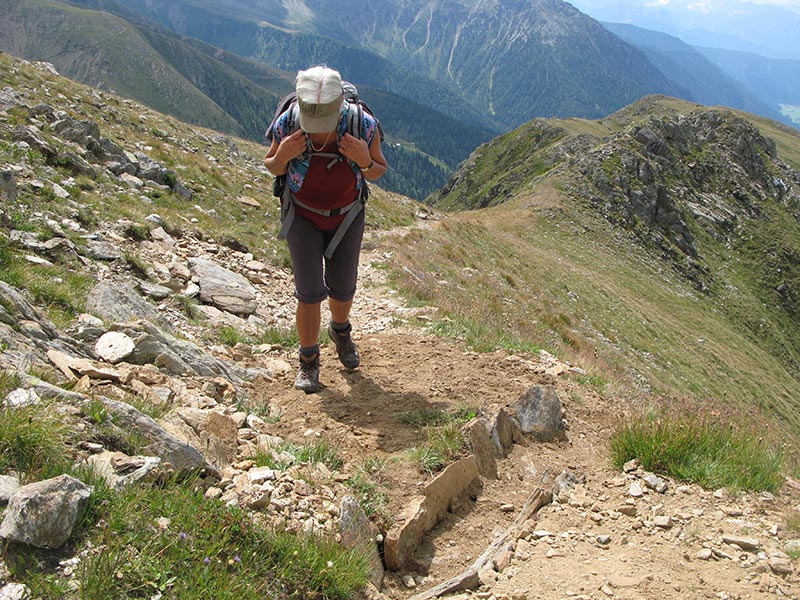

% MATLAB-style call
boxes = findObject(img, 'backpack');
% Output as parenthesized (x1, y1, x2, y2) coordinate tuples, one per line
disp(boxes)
(267, 81, 384, 259)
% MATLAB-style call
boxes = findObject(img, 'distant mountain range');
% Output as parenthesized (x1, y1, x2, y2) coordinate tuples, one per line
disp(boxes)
(568, 0, 800, 60)
(1, 0, 797, 200)
(602, 23, 797, 126)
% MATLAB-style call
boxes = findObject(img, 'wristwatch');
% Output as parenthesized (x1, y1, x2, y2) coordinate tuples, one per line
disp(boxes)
(359, 160, 374, 172)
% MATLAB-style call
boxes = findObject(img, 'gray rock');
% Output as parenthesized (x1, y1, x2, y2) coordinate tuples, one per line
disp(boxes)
(0, 475, 20, 504)
(643, 473, 668, 493)
(385, 457, 479, 571)
(4, 388, 40, 408)
(188, 258, 257, 316)
(173, 180, 193, 200)
(139, 280, 172, 300)
(722, 535, 760, 550)
(12, 125, 55, 158)
(0, 475, 93, 548)
(51, 117, 100, 146)
(53, 151, 96, 177)
(0, 281, 60, 340)
(463, 417, 498, 479)
(115, 320, 252, 383)
(85, 280, 170, 330)
(340, 496, 384, 588)
(552, 469, 584, 500)
(0, 169, 16, 201)
(84, 451, 161, 490)
(491, 407, 519, 457)
(509, 385, 566, 442)
(94, 331, 135, 364)
(0, 583, 30, 600)
(135, 153, 171, 185)
(100, 396, 209, 474)
(84, 240, 123, 261)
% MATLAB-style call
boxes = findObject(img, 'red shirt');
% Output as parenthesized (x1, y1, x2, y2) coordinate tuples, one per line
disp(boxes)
(294, 141, 358, 231)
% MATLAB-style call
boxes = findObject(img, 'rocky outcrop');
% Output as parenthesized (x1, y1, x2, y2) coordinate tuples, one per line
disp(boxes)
(0, 475, 93, 549)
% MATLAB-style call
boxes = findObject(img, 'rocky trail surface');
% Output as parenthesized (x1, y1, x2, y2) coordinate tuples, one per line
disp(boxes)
(265, 230, 800, 600)
(1, 183, 799, 600)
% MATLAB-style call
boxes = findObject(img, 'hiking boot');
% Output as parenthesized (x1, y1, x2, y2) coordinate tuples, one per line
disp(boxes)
(295, 354, 320, 393)
(328, 321, 360, 369)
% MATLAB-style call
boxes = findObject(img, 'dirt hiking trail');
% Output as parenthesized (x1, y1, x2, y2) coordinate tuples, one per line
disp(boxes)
(249, 220, 800, 600)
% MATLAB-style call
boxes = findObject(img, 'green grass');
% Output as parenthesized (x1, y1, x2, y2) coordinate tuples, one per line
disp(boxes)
(405, 420, 469, 475)
(3, 481, 370, 600)
(786, 511, 800, 534)
(254, 439, 343, 472)
(0, 399, 75, 482)
(610, 399, 784, 493)
(0, 235, 93, 328)
(397, 406, 477, 474)
(385, 202, 800, 447)
(344, 458, 392, 529)
(215, 326, 299, 349)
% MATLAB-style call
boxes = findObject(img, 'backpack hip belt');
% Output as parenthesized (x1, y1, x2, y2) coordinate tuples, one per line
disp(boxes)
(278, 186, 368, 259)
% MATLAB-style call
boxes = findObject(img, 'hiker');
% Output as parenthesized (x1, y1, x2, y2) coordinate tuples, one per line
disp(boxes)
(264, 65, 387, 393)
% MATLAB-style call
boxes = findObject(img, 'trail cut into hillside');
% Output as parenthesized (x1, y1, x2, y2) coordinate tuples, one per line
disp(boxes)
(243, 225, 800, 600)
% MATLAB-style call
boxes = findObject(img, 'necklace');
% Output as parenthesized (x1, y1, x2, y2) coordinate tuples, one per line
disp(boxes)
(309, 131, 333, 152)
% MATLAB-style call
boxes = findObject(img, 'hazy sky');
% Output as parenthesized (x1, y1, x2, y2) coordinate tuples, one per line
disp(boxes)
(578, 0, 800, 12)
(649, 0, 800, 10)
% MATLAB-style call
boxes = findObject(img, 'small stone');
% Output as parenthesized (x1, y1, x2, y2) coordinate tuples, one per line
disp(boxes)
(629, 482, 644, 497)
(653, 515, 673, 529)
(402, 575, 416, 589)
(500, 503, 515, 512)
(768, 557, 793, 575)
(597, 534, 612, 545)
(204, 487, 223, 500)
(623, 459, 639, 472)
(722, 535, 760, 551)
(643, 473, 668, 493)
(696, 548, 713, 560)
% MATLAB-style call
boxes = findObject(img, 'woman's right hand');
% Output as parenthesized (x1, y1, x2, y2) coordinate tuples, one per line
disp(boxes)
(276, 129, 307, 163)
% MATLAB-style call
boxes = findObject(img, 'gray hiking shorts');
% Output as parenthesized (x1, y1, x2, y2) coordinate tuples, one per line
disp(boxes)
(285, 209, 365, 304)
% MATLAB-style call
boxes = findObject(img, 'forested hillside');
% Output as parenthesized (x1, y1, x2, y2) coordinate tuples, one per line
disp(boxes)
(0, 0, 493, 199)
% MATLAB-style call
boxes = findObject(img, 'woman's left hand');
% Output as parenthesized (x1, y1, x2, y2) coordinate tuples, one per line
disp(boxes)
(338, 133, 371, 169)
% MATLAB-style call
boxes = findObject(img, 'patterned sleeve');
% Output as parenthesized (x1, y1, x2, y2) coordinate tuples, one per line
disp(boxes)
(273, 111, 290, 143)
(364, 113, 379, 145)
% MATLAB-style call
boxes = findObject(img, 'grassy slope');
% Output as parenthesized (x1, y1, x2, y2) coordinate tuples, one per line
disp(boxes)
(0, 52, 419, 270)
(388, 99, 800, 453)
(0, 0, 246, 135)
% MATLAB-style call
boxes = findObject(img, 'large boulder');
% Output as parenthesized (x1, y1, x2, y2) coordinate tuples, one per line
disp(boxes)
(188, 258, 257, 316)
(0, 475, 93, 548)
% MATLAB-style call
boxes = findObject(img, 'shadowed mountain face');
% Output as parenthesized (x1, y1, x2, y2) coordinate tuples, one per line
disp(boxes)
(93, 0, 686, 128)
